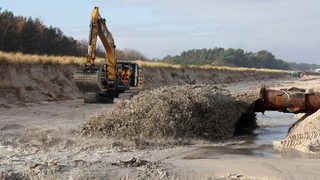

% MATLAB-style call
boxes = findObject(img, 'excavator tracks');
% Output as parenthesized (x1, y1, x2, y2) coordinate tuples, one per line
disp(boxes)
(83, 92, 114, 103)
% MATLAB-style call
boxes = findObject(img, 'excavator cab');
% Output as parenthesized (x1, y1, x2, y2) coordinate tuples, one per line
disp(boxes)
(115, 62, 142, 93)
(117, 62, 140, 87)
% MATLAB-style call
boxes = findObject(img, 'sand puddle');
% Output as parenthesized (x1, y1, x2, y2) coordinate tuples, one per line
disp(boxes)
(183, 111, 320, 159)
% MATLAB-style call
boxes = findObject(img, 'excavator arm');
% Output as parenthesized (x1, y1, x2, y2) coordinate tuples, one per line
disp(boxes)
(74, 6, 118, 95)
(86, 6, 116, 84)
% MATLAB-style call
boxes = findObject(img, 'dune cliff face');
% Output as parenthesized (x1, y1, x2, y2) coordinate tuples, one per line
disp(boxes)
(0, 63, 81, 105)
(141, 67, 288, 89)
(0, 63, 288, 105)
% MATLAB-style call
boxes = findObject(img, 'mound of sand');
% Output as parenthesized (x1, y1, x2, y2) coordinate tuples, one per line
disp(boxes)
(80, 84, 256, 142)
(273, 109, 320, 153)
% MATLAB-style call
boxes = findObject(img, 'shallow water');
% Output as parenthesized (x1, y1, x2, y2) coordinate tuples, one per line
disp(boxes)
(184, 111, 320, 159)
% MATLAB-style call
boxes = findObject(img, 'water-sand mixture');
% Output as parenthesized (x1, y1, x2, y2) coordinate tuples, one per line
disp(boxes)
(80, 84, 256, 144)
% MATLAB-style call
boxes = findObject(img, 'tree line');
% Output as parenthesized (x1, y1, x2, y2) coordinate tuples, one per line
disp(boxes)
(0, 8, 83, 56)
(0, 8, 148, 60)
(162, 48, 319, 70)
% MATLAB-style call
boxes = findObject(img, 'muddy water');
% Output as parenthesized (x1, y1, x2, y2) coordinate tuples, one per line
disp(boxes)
(183, 111, 319, 159)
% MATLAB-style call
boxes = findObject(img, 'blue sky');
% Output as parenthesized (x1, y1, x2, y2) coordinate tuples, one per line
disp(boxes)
(1, 0, 320, 64)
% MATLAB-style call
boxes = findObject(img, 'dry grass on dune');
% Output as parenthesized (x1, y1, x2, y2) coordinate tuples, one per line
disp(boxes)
(0, 51, 287, 74)
(80, 84, 251, 143)
(0, 51, 80, 65)
(135, 60, 288, 73)
(0, 51, 105, 65)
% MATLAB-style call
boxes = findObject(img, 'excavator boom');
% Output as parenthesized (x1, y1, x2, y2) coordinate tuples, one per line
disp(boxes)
(86, 7, 116, 83)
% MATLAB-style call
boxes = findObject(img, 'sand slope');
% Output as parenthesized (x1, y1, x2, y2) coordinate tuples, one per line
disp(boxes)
(0, 63, 80, 105)
(0, 63, 288, 105)
(273, 109, 320, 153)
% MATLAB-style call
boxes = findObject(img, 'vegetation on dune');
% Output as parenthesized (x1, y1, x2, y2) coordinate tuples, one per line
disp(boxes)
(0, 51, 108, 65)
(0, 51, 287, 75)
(135, 60, 287, 73)
(0, 51, 83, 65)
(162, 48, 320, 70)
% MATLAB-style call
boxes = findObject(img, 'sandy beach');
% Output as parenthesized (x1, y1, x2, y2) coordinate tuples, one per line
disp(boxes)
(1, 69, 320, 179)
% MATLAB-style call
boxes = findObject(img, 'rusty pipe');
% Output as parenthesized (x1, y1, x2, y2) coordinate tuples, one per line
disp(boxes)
(253, 86, 320, 114)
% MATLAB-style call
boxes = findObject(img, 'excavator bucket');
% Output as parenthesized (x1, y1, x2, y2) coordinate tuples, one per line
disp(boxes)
(74, 69, 104, 93)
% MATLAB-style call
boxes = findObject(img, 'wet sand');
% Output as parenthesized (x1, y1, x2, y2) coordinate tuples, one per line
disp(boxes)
(1, 75, 320, 179)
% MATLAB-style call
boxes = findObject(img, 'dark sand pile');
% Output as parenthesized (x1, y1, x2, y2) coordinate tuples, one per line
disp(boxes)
(273, 109, 320, 153)
(80, 84, 256, 142)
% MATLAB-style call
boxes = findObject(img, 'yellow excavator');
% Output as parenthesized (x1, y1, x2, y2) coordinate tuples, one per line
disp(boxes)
(74, 7, 143, 103)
